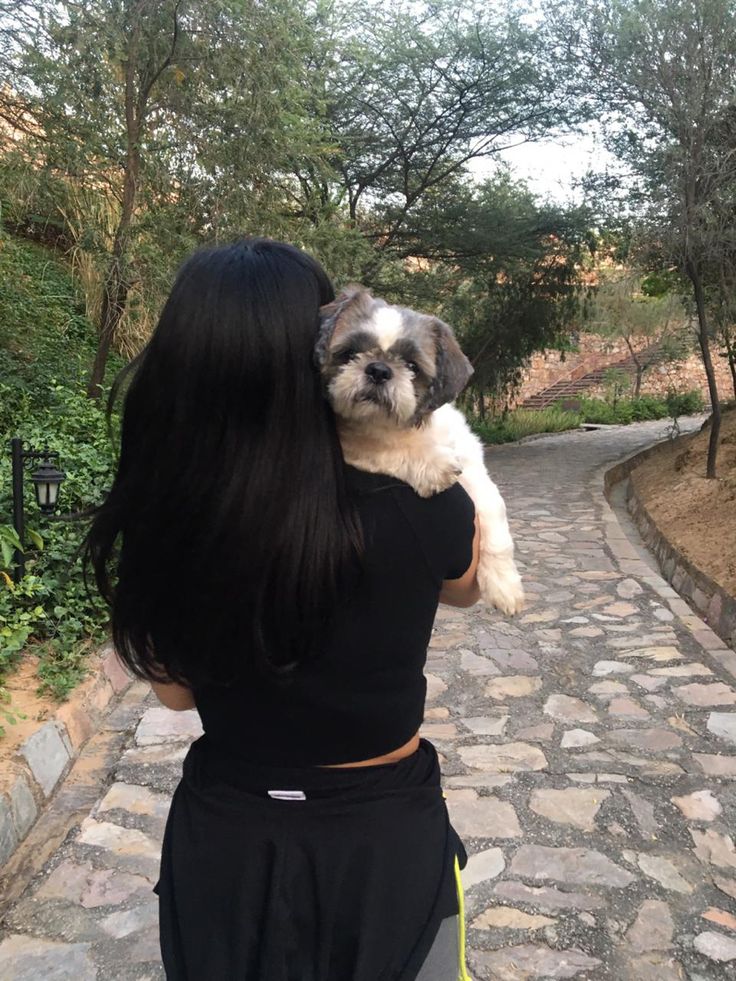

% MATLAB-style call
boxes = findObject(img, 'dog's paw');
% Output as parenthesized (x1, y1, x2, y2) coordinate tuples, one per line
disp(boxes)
(477, 561, 525, 616)
(413, 455, 462, 497)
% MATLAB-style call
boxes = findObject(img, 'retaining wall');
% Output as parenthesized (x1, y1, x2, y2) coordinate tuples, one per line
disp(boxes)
(604, 424, 736, 652)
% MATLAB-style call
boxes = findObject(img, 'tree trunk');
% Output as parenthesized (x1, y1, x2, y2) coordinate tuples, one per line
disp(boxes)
(687, 260, 721, 479)
(87, 29, 143, 400)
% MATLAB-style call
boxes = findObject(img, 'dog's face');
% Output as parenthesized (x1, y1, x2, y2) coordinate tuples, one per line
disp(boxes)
(315, 286, 473, 427)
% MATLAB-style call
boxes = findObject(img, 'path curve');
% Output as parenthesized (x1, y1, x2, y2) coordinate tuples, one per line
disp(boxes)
(2, 418, 736, 980)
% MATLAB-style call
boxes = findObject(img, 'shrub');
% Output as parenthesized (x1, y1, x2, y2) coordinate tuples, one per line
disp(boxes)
(0, 229, 122, 698)
(469, 407, 582, 444)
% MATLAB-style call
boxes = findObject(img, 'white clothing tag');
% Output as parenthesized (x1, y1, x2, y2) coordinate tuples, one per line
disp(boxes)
(267, 789, 307, 801)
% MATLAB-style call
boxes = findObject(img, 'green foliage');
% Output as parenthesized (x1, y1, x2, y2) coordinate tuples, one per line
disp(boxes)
(575, 390, 704, 425)
(0, 231, 114, 699)
(394, 172, 593, 399)
(468, 407, 583, 444)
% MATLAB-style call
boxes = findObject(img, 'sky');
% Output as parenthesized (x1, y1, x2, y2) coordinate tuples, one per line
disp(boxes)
(468, 128, 619, 205)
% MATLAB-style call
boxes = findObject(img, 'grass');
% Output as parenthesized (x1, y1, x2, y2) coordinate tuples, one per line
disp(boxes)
(469, 406, 583, 444)
(468, 390, 706, 445)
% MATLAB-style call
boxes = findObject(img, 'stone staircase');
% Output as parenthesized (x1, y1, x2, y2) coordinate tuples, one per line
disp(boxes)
(520, 343, 673, 410)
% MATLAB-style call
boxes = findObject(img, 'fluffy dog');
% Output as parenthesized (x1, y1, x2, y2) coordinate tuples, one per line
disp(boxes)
(316, 285, 524, 616)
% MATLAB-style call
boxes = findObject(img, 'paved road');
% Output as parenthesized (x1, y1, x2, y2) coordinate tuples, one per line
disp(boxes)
(2, 418, 736, 980)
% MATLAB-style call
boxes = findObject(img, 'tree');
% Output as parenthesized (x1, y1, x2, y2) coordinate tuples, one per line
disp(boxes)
(293, 0, 583, 275)
(588, 268, 684, 397)
(391, 172, 592, 410)
(555, 0, 736, 476)
(0, 0, 323, 398)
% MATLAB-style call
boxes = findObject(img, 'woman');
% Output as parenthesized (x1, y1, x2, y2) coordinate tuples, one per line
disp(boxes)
(82, 238, 480, 980)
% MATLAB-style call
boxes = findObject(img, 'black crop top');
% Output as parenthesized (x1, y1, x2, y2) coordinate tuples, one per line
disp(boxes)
(193, 465, 476, 766)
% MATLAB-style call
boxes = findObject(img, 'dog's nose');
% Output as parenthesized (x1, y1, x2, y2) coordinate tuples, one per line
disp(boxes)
(365, 361, 393, 384)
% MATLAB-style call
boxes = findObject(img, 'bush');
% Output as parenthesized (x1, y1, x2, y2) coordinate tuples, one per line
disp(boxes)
(469, 407, 582, 444)
(665, 389, 705, 417)
(575, 390, 704, 425)
(0, 229, 122, 698)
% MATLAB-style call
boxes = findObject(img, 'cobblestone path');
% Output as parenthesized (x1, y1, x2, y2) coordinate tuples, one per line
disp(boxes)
(2, 419, 736, 980)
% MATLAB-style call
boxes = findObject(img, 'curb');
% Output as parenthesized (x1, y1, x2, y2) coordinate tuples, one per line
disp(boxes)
(602, 428, 736, 654)
(0, 643, 134, 867)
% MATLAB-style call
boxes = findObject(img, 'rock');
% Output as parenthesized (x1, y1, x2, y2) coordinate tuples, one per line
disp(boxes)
(707, 713, 736, 745)
(714, 876, 736, 901)
(543, 695, 598, 723)
(34, 860, 153, 909)
(425, 673, 447, 700)
(515, 723, 555, 741)
(631, 674, 668, 691)
(510, 845, 635, 887)
(77, 818, 160, 865)
(0, 935, 97, 981)
(460, 650, 500, 676)
(617, 579, 643, 599)
(493, 880, 607, 911)
(18, 722, 71, 797)
(649, 663, 713, 676)
(134, 706, 203, 745)
(625, 899, 674, 952)
(458, 742, 547, 773)
(96, 782, 171, 819)
(100, 900, 159, 939)
(618, 646, 682, 662)
(637, 854, 693, 894)
(485, 675, 542, 699)
(690, 829, 736, 870)
(561, 729, 600, 749)
(694, 754, 736, 777)
(607, 728, 682, 751)
(702, 907, 736, 932)
(671, 790, 721, 822)
(444, 789, 521, 838)
(589, 680, 630, 695)
(593, 661, 634, 676)
(674, 683, 736, 707)
(693, 931, 736, 962)
(622, 790, 658, 835)
(462, 847, 506, 888)
(569, 626, 604, 637)
(471, 906, 555, 930)
(604, 602, 639, 616)
(608, 697, 650, 720)
(460, 716, 508, 736)
(471, 944, 602, 979)
(529, 788, 609, 831)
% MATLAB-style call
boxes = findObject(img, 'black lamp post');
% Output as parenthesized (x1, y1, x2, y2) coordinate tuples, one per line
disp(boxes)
(10, 437, 67, 583)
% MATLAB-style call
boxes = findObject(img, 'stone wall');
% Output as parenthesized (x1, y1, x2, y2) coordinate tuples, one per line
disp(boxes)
(513, 333, 734, 406)
(604, 432, 736, 652)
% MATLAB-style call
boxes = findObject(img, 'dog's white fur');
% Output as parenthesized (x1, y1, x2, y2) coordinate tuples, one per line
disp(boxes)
(338, 403, 525, 615)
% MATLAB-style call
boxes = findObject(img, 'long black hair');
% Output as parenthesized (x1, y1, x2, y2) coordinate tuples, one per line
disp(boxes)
(81, 238, 362, 687)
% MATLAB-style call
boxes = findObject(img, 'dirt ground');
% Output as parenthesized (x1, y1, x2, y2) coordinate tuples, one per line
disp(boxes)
(631, 409, 736, 595)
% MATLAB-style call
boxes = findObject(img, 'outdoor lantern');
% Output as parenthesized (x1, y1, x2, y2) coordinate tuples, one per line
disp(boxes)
(8, 438, 67, 582)
(30, 457, 67, 514)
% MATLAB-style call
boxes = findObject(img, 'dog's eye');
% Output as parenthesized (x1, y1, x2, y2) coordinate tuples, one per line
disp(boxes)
(335, 348, 359, 364)
(406, 361, 419, 374)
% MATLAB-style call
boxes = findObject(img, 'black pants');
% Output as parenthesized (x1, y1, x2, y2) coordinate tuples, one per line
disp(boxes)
(154, 735, 467, 980)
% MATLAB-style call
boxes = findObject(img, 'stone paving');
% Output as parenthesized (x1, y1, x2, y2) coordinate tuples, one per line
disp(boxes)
(2, 418, 736, 979)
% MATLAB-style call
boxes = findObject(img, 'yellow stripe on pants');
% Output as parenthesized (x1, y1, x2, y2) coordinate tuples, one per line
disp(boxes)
(453, 854, 471, 981)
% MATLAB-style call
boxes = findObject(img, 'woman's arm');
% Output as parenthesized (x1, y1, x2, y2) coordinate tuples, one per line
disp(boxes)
(438, 514, 481, 608)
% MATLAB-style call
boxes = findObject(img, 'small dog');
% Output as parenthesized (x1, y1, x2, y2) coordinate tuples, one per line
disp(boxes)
(316, 286, 524, 615)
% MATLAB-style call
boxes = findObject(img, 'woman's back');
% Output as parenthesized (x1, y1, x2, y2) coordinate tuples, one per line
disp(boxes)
(195, 464, 475, 767)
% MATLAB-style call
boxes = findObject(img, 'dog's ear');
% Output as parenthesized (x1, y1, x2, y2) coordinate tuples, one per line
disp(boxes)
(426, 317, 473, 409)
(315, 284, 372, 368)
